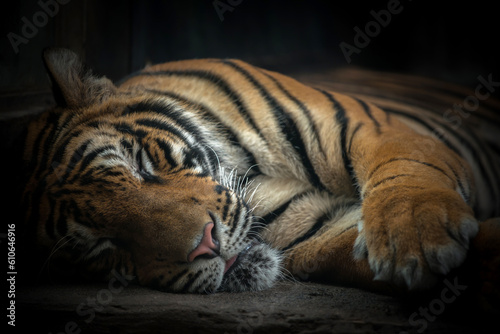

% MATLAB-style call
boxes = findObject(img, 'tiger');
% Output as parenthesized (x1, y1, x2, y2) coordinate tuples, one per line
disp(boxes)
(20, 47, 500, 294)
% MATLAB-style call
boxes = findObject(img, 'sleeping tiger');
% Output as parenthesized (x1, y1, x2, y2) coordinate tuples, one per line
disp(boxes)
(21, 48, 500, 294)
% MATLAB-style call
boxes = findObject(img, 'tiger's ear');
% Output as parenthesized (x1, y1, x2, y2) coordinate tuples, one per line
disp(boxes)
(43, 48, 116, 108)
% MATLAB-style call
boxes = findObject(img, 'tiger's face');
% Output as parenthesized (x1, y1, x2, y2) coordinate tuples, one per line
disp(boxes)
(23, 48, 281, 293)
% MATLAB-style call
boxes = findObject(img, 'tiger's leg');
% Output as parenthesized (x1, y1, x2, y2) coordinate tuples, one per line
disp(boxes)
(322, 102, 478, 290)
(256, 177, 498, 294)
(280, 204, 390, 292)
(250, 177, 390, 291)
(284, 223, 392, 293)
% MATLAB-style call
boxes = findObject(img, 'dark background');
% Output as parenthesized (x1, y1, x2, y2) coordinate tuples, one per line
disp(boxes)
(1, 0, 499, 116)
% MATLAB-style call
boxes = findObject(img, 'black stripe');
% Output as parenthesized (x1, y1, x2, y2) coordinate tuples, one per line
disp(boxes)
(439, 120, 500, 202)
(140, 144, 159, 172)
(224, 190, 233, 225)
(355, 98, 381, 132)
(355, 87, 500, 127)
(280, 200, 361, 252)
(334, 224, 357, 238)
(136, 148, 162, 183)
(386, 108, 498, 204)
(387, 106, 498, 195)
(181, 270, 203, 293)
(260, 71, 325, 158)
(229, 200, 242, 236)
(120, 138, 133, 153)
(112, 123, 148, 140)
(384, 108, 460, 154)
(77, 145, 117, 173)
(445, 162, 469, 204)
(126, 101, 205, 146)
(259, 199, 293, 227)
(127, 101, 217, 174)
(376, 185, 425, 192)
(86, 120, 105, 129)
(182, 147, 205, 170)
(145, 88, 261, 175)
(57, 139, 90, 184)
(70, 167, 94, 186)
(57, 110, 79, 133)
(70, 141, 90, 166)
(50, 188, 84, 198)
(348, 122, 363, 154)
(368, 157, 453, 181)
(257, 191, 312, 228)
(321, 90, 359, 196)
(135, 147, 144, 169)
(281, 213, 328, 252)
(221, 60, 326, 191)
(164, 269, 189, 290)
(153, 138, 178, 169)
(123, 100, 176, 117)
(136, 118, 191, 145)
(370, 174, 412, 191)
(120, 70, 264, 140)
(48, 130, 82, 178)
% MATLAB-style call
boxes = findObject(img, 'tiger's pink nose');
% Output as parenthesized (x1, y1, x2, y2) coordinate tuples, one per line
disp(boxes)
(188, 222, 220, 262)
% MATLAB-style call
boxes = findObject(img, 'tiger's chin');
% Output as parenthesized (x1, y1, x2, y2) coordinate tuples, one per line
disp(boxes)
(219, 241, 282, 292)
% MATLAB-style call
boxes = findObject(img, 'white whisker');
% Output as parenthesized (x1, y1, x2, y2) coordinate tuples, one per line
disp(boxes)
(246, 183, 261, 205)
(205, 145, 222, 182)
(37, 234, 76, 283)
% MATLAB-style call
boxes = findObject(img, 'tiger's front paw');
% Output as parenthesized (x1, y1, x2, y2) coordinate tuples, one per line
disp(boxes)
(354, 188, 479, 290)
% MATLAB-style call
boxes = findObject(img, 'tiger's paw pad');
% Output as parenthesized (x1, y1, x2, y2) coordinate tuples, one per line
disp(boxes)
(354, 190, 479, 290)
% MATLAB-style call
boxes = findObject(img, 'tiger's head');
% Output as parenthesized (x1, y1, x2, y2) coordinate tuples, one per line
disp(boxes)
(22, 48, 281, 293)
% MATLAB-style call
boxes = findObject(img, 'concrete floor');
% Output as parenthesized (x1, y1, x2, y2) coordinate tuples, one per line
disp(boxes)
(14, 280, 495, 334)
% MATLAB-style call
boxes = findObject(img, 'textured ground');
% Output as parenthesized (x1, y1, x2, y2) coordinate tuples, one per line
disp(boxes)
(14, 279, 496, 334)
